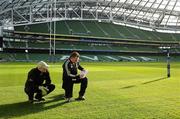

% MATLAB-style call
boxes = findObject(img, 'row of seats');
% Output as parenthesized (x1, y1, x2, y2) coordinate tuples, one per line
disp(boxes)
(3, 41, 159, 52)
(1, 53, 180, 62)
(0, 53, 167, 62)
(14, 20, 180, 41)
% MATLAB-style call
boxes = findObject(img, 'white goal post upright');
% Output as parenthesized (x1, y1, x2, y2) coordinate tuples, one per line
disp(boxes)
(53, 0, 56, 59)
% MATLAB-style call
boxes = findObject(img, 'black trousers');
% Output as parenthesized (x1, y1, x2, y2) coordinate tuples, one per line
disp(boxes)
(63, 77, 88, 98)
(25, 84, 55, 100)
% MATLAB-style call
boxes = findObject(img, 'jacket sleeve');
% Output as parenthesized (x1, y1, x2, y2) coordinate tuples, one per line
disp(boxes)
(44, 71, 51, 85)
(27, 69, 36, 82)
(77, 62, 84, 71)
(25, 69, 37, 88)
(64, 60, 79, 78)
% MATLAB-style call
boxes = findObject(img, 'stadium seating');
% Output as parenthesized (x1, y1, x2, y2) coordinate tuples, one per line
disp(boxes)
(1, 20, 179, 62)
(14, 20, 180, 41)
(1, 51, 180, 62)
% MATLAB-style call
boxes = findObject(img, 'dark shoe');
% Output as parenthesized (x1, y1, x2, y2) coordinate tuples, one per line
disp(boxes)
(75, 96, 85, 101)
(37, 98, 45, 101)
(28, 99, 34, 103)
(65, 98, 73, 103)
(63, 94, 66, 100)
(34, 97, 45, 101)
(33, 98, 45, 104)
(35, 94, 45, 101)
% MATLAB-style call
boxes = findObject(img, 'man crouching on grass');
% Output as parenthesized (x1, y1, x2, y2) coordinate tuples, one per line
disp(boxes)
(62, 51, 88, 102)
(24, 61, 55, 103)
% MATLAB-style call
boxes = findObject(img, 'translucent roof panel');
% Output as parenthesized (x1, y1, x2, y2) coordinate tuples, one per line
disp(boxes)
(0, 0, 180, 31)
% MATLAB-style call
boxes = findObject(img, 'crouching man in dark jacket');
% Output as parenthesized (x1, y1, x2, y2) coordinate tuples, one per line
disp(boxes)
(24, 61, 55, 103)
(62, 52, 88, 102)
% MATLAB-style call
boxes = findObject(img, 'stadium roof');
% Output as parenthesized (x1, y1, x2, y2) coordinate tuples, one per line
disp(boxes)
(0, 0, 180, 32)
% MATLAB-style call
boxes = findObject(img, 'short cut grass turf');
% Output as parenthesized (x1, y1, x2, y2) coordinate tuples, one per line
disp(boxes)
(0, 62, 179, 119)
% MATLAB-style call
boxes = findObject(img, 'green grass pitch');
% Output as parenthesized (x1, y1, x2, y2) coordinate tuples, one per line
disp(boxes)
(0, 62, 179, 119)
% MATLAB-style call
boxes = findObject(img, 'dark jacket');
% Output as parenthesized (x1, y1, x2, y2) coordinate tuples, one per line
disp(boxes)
(25, 67, 51, 89)
(62, 59, 84, 88)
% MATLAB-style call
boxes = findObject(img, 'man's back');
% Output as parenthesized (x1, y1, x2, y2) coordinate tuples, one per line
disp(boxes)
(25, 68, 50, 88)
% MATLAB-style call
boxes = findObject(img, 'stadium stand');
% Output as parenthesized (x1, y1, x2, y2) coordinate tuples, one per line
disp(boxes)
(14, 20, 180, 42)
(1, 0, 180, 62)
(1, 21, 180, 62)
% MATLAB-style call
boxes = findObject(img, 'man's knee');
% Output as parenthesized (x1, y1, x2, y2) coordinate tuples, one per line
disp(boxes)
(24, 86, 34, 94)
(80, 77, 88, 88)
(82, 77, 88, 83)
(47, 84, 55, 93)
